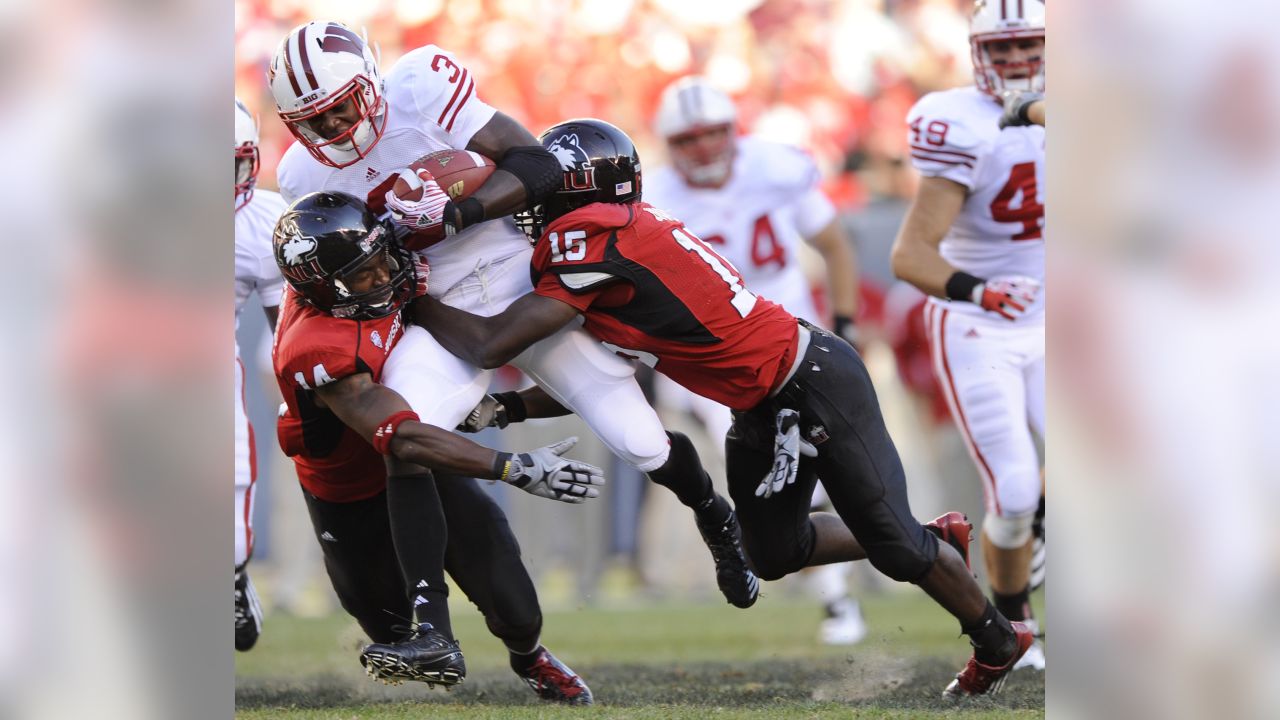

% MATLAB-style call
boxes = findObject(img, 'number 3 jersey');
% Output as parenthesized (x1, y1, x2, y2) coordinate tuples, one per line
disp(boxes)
(530, 201, 800, 412)
(272, 289, 406, 502)
(276, 45, 530, 294)
(907, 86, 1046, 321)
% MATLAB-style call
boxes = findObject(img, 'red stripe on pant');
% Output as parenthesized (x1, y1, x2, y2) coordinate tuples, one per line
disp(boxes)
(238, 356, 256, 560)
(929, 305, 1002, 514)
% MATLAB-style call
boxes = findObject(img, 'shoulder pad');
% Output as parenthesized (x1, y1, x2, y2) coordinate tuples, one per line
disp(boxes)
(906, 90, 994, 183)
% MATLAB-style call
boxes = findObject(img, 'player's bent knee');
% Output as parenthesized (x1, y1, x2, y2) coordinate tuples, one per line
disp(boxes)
(486, 611, 543, 648)
(741, 531, 812, 582)
(983, 512, 1034, 549)
(864, 532, 938, 583)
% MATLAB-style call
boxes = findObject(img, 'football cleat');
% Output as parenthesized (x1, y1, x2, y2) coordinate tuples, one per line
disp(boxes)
(943, 621, 1035, 698)
(514, 646, 593, 705)
(925, 511, 973, 571)
(819, 597, 868, 646)
(360, 625, 465, 687)
(1012, 618, 1046, 671)
(234, 567, 263, 652)
(696, 509, 760, 609)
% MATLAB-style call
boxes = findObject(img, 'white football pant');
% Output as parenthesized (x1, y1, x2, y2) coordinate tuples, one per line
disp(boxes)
(234, 356, 257, 567)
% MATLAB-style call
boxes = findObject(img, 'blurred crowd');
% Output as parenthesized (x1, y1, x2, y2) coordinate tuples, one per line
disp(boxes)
(236, 0, 974, 211)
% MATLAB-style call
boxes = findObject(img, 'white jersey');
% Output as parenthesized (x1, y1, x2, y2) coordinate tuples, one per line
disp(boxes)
(234, 188, 287, 341)
(277, 45, 529, 294)
(907, 86, 1045, 321)
(645, 137, 836, 324)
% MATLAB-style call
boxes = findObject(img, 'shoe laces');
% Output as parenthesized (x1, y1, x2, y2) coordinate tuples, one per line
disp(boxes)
(526, 651, 585, 698)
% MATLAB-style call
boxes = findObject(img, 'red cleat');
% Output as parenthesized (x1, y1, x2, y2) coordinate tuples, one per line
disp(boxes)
(925, 511, 973, 571)
(516, 646, 593, 705)
(943, 621, 1035, 697)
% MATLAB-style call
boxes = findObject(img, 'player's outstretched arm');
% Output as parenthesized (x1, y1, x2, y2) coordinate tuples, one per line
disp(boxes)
(411, 291, 581, 369)
(890, 175, 968, 299)
(315, 373, 603, 502)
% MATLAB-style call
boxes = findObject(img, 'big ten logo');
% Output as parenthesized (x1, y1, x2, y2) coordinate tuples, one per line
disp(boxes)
(548, 230, 587, 263)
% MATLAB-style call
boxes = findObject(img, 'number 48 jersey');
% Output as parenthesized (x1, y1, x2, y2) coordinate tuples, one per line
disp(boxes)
(531, 202, 800, 412)
(907, 86, 1046, 320)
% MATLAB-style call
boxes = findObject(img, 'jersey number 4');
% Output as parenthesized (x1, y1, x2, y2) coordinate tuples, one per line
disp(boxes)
(704, 214, 785, 269)
(990, 162, 1044, 241)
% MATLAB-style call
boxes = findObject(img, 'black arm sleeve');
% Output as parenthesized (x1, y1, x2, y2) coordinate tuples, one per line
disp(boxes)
(498, 145, 563, 206)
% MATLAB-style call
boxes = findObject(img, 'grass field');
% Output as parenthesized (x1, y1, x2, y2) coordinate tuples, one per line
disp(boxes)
(236, 589, 1045, 719)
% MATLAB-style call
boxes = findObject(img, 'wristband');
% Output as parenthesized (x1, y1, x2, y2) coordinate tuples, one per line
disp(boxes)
(456, 197, 485, 228)
(372, 410, 419, 455)
(944, 271, 985, 303)
(493, 451, 514, 481)
(491, 390, 528, 423)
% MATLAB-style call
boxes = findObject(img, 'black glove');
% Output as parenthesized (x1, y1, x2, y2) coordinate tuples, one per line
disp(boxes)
(833, 314, 860, 348)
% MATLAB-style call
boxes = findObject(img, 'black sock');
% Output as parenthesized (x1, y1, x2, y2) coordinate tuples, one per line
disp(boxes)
(386, 471, 453, 639)
(646, 432, 718, 510)
(508, 644, 545, 673)
(993, 585, 1032, 623)
(961, 601, 1016, 666)
(694, 493, 732, 527)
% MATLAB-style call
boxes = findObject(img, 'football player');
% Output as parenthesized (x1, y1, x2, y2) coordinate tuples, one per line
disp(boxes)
(645, 77, 866, 645)
(271, 191, 597, 703)
(413, 119, 1036, 697)
(889, 0, 1046, 671)
(234, 98, 287, 652)
(266, 24, 758, 661)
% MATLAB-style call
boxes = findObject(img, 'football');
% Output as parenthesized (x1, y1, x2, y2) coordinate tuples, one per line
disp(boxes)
(390, 149, 496, 248)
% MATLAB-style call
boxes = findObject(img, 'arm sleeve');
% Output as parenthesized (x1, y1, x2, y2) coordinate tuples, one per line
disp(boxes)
(400, 46, 497, 148)
(905, 95, 984, 190)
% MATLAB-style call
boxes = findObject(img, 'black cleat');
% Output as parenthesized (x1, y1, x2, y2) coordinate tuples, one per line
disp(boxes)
(234, 567, 262, 652)
(360, 625, 465, 687)
(696, 509, 760, 608)
(514, 646, 593, 705)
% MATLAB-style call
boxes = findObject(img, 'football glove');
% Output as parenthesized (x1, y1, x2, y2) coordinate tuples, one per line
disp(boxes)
(385, 168, 451, 232)
(502, 437, 605, 504)
(971, 275, 1040, 321)
(833, 314, 860, 349)
(755, 409, 817, 499)
(411, 253, 431, 298)
(457, 394, 509, 433)
(999, 90, 1044, 129)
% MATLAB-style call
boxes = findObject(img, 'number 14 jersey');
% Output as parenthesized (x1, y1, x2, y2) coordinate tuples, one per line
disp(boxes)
(907, 86, 1046, 320)
(530, 201, 799, 411)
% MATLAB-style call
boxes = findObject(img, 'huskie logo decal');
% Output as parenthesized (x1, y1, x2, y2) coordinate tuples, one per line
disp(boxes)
(277, 218, 322, 284)
(548, 133, 595, 190)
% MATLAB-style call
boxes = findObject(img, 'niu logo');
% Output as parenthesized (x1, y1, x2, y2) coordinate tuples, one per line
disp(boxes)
(548, 133, 595, 191)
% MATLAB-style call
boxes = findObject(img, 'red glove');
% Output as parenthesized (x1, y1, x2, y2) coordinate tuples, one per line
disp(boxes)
(972, 276, 1040, 321)
(411, 252, 431, 298)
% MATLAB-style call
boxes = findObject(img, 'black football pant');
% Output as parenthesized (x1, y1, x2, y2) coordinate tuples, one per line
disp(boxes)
(302, 476, 542, 648)
(725, 320, 939, 584)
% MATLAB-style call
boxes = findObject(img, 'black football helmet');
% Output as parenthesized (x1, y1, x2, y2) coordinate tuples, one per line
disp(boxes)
(515, 118, 642, 239)
(273, 192, 417, 319)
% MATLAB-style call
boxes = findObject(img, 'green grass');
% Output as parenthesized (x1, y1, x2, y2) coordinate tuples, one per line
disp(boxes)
(236, 590, 1045, 719)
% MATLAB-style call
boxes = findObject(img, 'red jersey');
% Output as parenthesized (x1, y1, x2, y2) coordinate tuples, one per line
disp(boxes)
(531, 202, 799, 411)
(273, 288, 406, 502)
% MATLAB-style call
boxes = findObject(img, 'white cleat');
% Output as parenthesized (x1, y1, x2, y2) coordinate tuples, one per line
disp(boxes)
(1012, 618, 1045, 671)
(819, 598, 868, 646)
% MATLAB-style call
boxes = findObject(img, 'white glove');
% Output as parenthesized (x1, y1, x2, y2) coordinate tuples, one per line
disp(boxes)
(502, 437, 605, 504)
(755, 409, 817, 499)
(385, 168, 451, 232)
(999, 90, 1044, 129)
(456, 395, 508, 433)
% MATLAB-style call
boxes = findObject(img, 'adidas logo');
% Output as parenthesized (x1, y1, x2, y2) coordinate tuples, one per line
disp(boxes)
(416, 580, 429, 588)
(965, 328, 980, 338)
(365, 167, 380, 181)
(414, 595, 429, 607)
(320, 531, 337, 543)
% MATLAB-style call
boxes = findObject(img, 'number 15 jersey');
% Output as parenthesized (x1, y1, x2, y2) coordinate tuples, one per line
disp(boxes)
(530, 201, 799, 412)
(907, 86, 1046, 321)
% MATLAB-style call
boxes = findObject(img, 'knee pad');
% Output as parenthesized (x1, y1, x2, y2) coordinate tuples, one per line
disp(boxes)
(983, 513, 1034, 550)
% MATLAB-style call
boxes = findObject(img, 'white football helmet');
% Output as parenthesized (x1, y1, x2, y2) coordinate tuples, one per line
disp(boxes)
(268, 21, 386, 168)
(235, 98, 259, 210)
(654, 76, 738, 188)
(970, 0, 1045, 97)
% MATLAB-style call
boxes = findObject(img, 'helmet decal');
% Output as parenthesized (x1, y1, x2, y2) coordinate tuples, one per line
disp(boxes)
(548, 133, 596, 190)
(281, 234, 318, 266)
